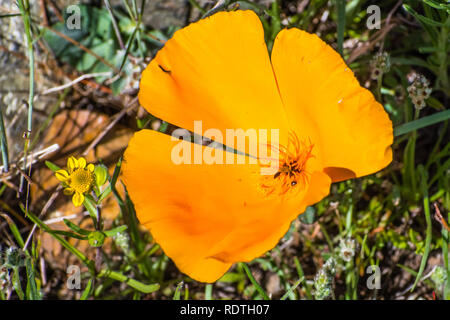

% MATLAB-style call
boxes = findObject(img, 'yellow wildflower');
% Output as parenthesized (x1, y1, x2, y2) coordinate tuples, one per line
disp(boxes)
(55, 156, 95, 207)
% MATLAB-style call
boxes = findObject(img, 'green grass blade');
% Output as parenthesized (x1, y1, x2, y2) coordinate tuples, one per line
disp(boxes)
(205, 283, 213, 300)
(294, 257, 313, 299)
(394, 110, 450, 136)
(25, 257, 40, 300)
(173, 281, 183, 300)
(0, 105, 9, 172)
(403, 4, 447, 27)
(0, 214, 25, 248)
(12, 267, 24, 300)
(411, 166, 433, 291)
(241, 263, 270, 300)
(80, 278, 94, 300)
(280, 277, 304, 300)
(336, 0, 346, 57)
(422, 0, 449, 11)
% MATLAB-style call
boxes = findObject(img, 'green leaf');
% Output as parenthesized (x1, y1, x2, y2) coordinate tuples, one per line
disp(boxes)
(173, 281, 183, 300)
(103, 225, 128, 237)
(25, 257, 40, 300)
(98, 185, 112, 202)
(94, 7, 114, 40)
(80, 278, 93, 300)
(97, 269, 160, 293)
(394, 110, 450, 136)
(300, 206, 316, 224)
(12, 267, 24, 300)
(63, 219, 91, 235)
(0, 214, 25, 248)
(426, 96, 445, 110)
(83, 195, 98, 226)
(422, 0, 449, 11)
(88, 231, 106, 247)
(218, 272, 245, 283)
(403, 4, 447, 27)
(45, 160, 61, 173)
(51, 230, 89, 240)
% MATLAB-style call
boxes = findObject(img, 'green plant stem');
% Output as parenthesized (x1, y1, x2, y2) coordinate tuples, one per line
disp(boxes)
(241, 263, 270, 300)
(22, 204, 96, 274)
(376, 75, 383, 103)
(437, 15, 449, 93)
(294, 257, 313, 299)
(336, 0, 346, 57)
(104, 0, 125, 50)
(17, 0, 34, 195)
(0, 105, 9, 172)
(411, 166, 433, 291)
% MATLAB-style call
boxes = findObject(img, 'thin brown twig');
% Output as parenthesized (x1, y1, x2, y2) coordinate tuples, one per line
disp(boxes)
(0, 200, 28, 226)
(44, 26, 120, 74)
(0, 177, 20, 193)
(347, 22, 396, 63)
(46, 0, 63, 22)
(434, 203, 450, 231)
(103, 0, 125, 50)
(380, 0, 402, 52)
(39, 0, 48, 26)
(42, 72, 113, 95)
(82, 97, 139, 156)
(15, 166, 35, 186)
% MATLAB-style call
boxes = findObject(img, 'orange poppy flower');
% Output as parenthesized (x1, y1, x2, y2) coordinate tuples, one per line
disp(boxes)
(122, 10, 393, 283)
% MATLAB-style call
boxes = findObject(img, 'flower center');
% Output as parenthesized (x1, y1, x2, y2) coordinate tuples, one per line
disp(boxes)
(68, 168, 95, 194)
(260, 132, 314, 196)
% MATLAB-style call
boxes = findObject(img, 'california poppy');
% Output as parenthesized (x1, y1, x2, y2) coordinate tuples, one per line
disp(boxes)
(122, 10, 393, 282)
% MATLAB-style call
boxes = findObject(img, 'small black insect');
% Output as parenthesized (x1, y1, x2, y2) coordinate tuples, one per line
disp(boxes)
(158, 64, 172, 74)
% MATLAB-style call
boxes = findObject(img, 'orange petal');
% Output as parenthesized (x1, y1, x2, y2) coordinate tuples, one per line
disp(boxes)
(122, 130, 330, 282)
(271, 28, 393, 180)
(138, 10, 290, 154)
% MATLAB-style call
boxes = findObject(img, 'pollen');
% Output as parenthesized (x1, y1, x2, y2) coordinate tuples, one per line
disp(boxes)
(68, 168, 95, 194)
(260, 132, 314, 196)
